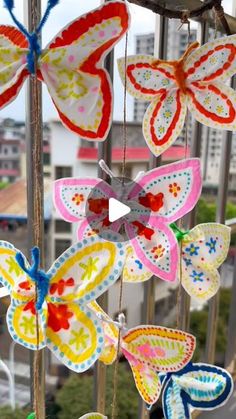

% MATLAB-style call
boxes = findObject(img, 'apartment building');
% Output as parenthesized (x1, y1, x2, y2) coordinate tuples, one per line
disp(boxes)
(0, 118, 23, 183)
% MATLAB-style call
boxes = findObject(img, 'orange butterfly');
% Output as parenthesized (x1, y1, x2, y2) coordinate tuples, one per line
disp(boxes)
(118, 35, 236, 156)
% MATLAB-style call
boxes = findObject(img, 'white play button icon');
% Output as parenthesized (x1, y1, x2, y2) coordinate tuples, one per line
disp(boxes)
(109, 197, 131, 223)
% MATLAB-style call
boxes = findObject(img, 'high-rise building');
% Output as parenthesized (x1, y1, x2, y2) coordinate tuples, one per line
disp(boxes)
(133, 22, 236, 189)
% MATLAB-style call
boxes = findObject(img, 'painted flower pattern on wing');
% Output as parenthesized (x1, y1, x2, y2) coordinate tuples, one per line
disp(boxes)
(47, 303, 73, 332)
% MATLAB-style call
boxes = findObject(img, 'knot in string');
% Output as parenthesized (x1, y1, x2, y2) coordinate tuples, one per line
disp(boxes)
(181, 10, 190, 25)
(178, 9, 191, 41)
(170, 222, 190, 242)
(15, 247, 49, 311)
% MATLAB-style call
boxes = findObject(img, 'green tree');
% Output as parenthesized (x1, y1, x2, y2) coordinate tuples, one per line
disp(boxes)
(0, 181, 9, 190)
(190, 288, 231, 360)
(196, 198, 236, 244)
(0, 406, 30, 419)
(56, 362, 139, 419)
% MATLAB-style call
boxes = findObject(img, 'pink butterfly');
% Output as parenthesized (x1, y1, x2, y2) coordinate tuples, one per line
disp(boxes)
(53, 159, 202, 282)
(118, 35, 236, 156)
(0, 1, 129, 140)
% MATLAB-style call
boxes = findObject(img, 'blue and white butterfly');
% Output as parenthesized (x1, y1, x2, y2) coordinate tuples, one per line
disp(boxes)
(161, 362, 233, 419)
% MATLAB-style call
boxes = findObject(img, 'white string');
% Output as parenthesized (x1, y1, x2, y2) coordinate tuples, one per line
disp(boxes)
(96, 311, 127, 331)
(99, 159, 116, 179)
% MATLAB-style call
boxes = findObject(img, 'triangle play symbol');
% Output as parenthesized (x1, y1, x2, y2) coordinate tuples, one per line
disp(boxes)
(108, 198, 131, 223)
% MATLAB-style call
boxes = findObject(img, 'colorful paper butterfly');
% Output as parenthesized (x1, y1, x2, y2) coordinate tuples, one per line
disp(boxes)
(0, 236, 125, 372)
(91, 302, 196, 405)
(118, 35, 236, 156)
(0, 0, 129, 140)
(161, 362, 233, 419)
(79, 415, 107, 419)
(53, 159, 202, 282)
(179, 223, 231, 302)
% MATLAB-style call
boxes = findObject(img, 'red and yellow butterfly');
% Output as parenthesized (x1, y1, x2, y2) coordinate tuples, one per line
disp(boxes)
(118, 35, 236, 156)
(0, 1, 129, 140)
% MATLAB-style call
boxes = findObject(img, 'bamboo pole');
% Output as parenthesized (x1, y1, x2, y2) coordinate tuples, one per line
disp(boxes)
(178, 20, 209, 332)
(24, 0, 45, 417)
(138, 14, 168, 419)
(93, 5, 114, 412)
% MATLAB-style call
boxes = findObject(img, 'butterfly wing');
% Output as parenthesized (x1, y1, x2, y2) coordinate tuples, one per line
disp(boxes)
(163, 363, 233, 418)
(125, 159, 202, 280)
(184, 35, 236, 130)
(53, 177, 114, 223)
(7, 300, 46, 350)
(181, 223, 230, 301)
(118, 55, 176, 100)
(0, 241, 46, 349)
(186, 81, 236, 130)
(143, 88, 187, 157)
(162, 375, 190, 419)
(128, 159, 202, 222)
(123, 245, 153, 283)
(184, 34, 236, 83)
(46, 301, 104, 372)
(128, 362, 162, 405)
(118, 55, 186, 156)
(0, 26, 29, 109)
(45, 236, 124, 371)
(125, 217, 178, 282)
(47, 235, 125, 304)
(79, 414, 107, 419)
(121, 326, 196, 404)
(89, 301, 118, 365)
(40, 1, 129, 140)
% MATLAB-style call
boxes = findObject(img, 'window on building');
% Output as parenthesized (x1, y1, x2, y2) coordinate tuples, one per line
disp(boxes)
(55, 166, 72, 179)
(55, 220, 72, 233)
(43, 153, 50, 165)
(12, 146, 18, 153)
(55, 239, 71, 259)
(3, 162, 8, 169)
(4, 148, 8, 155)
(12, 161, 18, 169)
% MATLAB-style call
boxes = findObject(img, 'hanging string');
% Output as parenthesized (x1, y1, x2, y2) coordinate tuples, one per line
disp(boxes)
(33, 54, 43, 419)
(177, 9, 190, 41)
(121, 31, 128, 183)
(111, 272, 125, 419)
(175, 16, 191, 328)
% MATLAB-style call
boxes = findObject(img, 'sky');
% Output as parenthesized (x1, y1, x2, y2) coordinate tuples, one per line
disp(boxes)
(0, 0, 233, 122)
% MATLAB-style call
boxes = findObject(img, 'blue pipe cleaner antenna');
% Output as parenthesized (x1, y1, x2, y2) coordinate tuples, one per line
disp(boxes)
(3, 0, 60, 74)
(15, 247, 50, 311)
